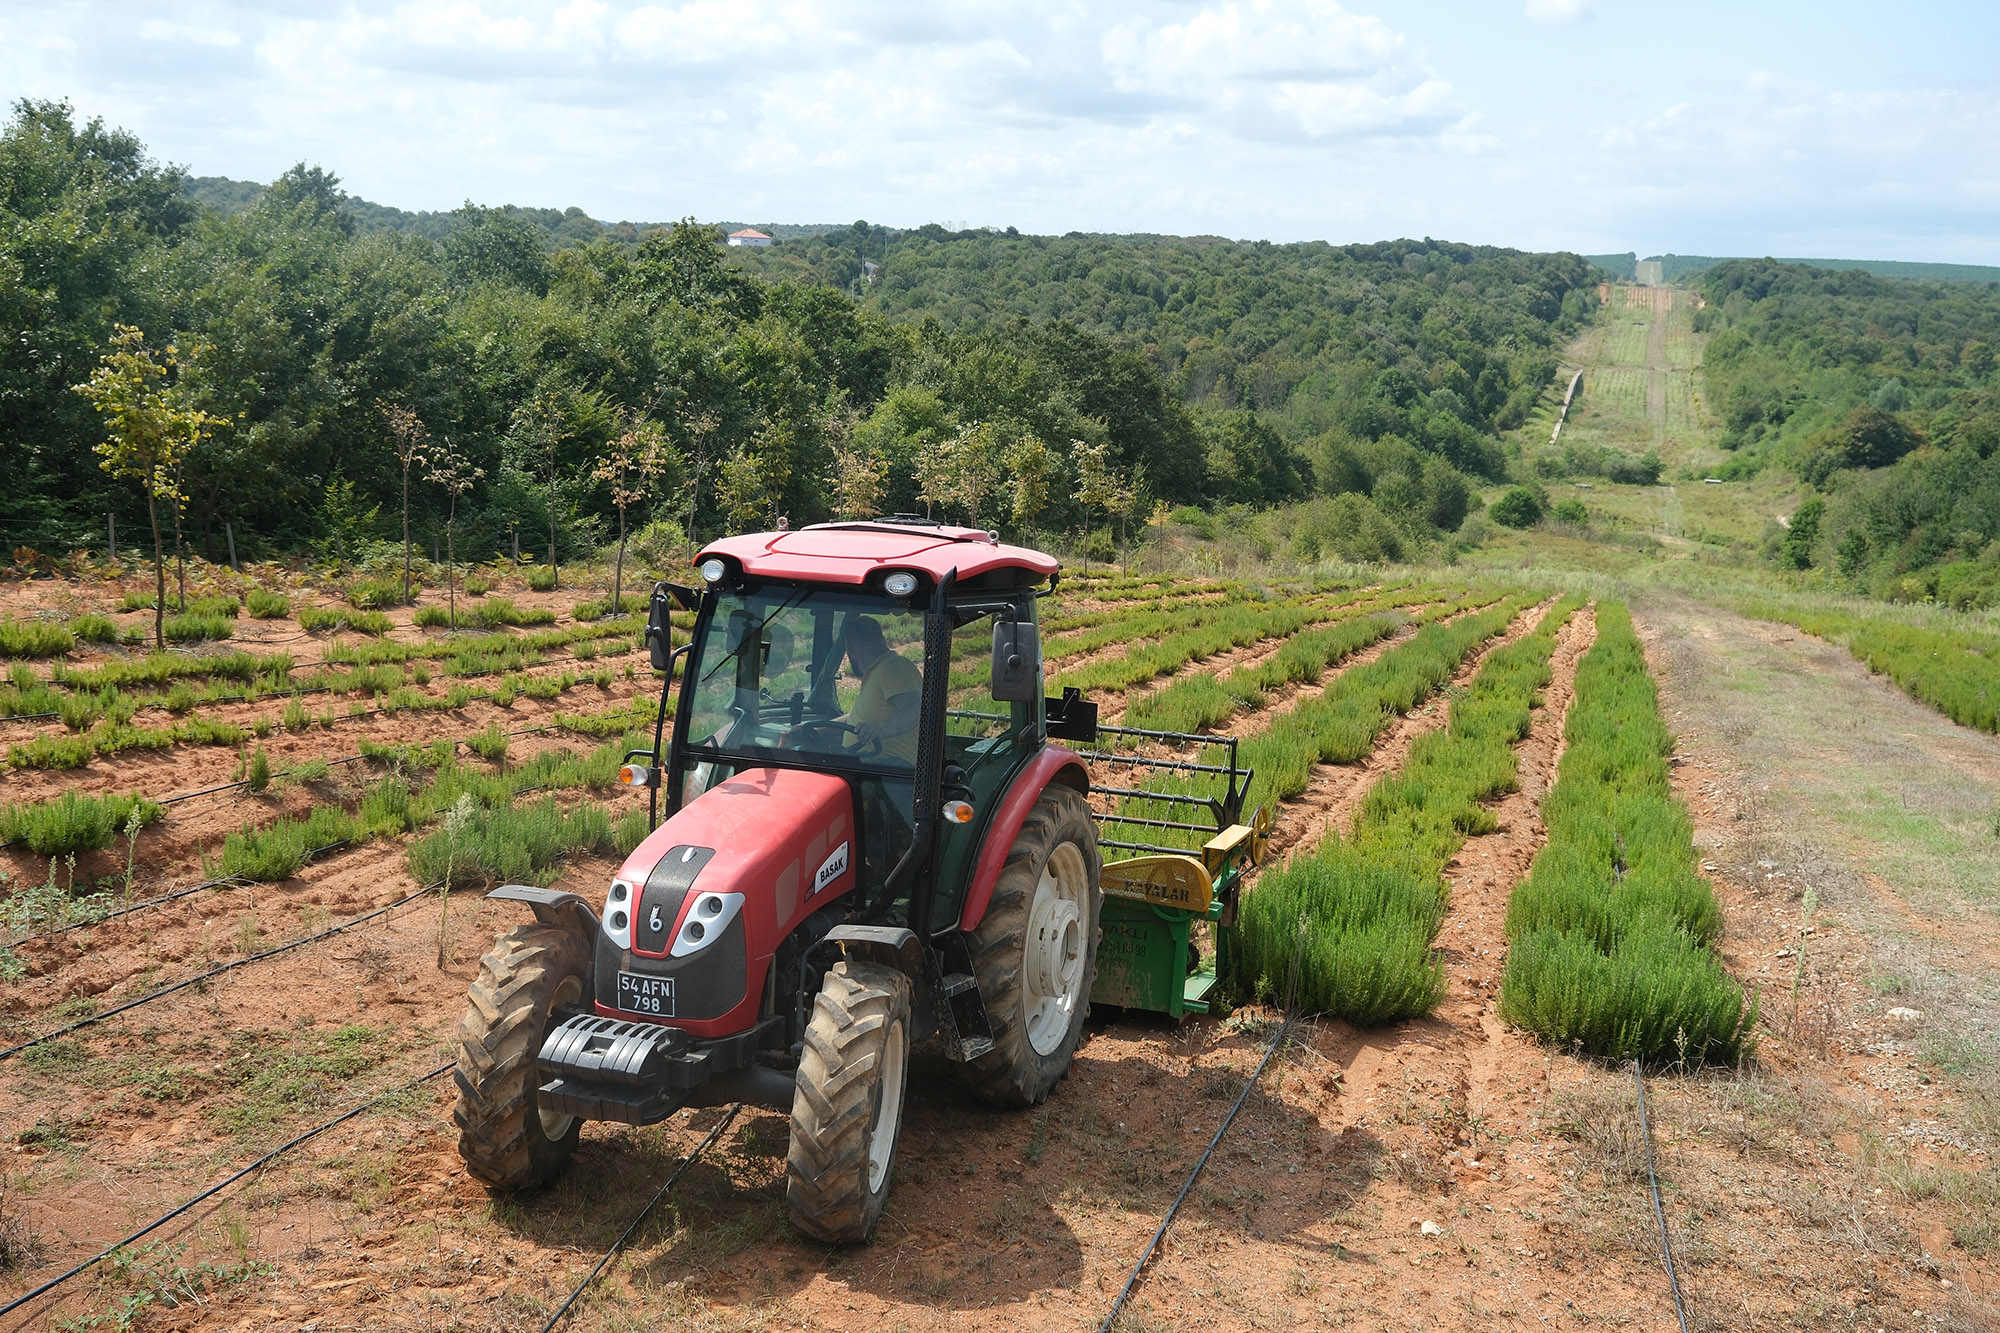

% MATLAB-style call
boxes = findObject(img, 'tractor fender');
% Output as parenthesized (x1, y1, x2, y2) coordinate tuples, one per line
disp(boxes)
(485, 884, 602, 941)
(957, 747, 1089, 932)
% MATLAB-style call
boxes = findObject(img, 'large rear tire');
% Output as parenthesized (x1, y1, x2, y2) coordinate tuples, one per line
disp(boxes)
(958, 783, 1101, 1109)
(453, 922, 589, 1191)
(786, 961, 913, 1244)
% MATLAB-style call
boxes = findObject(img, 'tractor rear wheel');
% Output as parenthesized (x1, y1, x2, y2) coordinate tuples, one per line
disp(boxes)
(786, 961, 913, 1244)
(453, 922, 589, 1191)
(958, 782, 1101, 1109)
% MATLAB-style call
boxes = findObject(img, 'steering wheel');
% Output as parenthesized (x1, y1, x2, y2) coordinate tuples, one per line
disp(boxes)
(786, 719, 882, 758)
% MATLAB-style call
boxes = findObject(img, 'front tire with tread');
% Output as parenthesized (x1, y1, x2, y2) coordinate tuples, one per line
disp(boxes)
(453, 922, 588, 1192)
(786, 961, 913, 1244)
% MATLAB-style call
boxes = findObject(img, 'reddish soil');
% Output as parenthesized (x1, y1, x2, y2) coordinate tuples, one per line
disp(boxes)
(6, 573, 1989, 1332)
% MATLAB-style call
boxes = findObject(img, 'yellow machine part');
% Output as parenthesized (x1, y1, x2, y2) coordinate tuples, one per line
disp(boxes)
(1100, 854, 1214, 913)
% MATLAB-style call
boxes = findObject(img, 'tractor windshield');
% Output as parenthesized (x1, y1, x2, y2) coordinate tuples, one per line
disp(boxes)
(680, 587, 927, 776)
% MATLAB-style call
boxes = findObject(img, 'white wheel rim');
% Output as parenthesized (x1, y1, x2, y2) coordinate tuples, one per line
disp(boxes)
(1023, 842, 1087, 1057)
(866, 1017, 907, 1194)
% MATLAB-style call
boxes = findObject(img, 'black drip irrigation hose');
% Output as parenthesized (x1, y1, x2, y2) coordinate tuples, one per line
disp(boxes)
(0, 1058, 454, 1322)
(0, 880, 441, 1064)
(4, 874, 249, 950)
(1634, 1059, 1692, 1333)
(538, 1105, 742, 1333)
(1095, 1012, 1295, 1333)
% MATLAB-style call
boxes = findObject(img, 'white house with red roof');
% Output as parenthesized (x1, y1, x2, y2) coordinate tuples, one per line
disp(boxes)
(726, 228, 773, 247)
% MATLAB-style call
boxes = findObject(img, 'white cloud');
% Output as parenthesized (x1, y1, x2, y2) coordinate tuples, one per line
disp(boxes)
(1101, 1, 1460, 140)
(1524, 0, 1592, 25)
(0, 0, 1994, 260)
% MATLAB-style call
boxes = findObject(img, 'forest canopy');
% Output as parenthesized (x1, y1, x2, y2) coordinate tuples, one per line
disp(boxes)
(1694, 258, 2000, 604)
(1, 100, 1596, 569)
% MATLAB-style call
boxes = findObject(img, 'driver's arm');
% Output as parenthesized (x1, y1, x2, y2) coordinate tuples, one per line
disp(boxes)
(854, 690, 920, 746)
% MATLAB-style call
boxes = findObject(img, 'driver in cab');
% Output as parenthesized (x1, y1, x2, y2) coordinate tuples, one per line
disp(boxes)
(838, 616, 920, 764)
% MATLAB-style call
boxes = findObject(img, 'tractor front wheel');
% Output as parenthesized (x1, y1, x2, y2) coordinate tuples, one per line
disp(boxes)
(786, 961, 913, 1244)
(453, 922, 589, 1191)
(958, 782, 1102, 1109)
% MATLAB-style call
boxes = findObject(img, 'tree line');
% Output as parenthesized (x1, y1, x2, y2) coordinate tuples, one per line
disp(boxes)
(1, 100, 1598, 577)
(1695, 259, 2000, 605)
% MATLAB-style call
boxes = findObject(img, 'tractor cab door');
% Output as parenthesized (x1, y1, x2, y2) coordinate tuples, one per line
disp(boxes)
(927, 594, 1043, 927)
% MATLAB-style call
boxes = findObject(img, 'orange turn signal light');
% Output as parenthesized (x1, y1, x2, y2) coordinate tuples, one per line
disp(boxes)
(618, 764, 656, 788)
(942, 799, 975, 824)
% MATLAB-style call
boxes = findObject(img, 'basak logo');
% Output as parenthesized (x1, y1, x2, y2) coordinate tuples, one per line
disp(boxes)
(813, 842, 850, 895)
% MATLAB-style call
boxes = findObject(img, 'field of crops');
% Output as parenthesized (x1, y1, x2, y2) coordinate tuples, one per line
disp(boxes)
(0, 557, 1972, 1331)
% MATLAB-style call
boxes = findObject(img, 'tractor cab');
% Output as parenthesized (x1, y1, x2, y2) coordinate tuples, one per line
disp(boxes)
(451, 518, 1267, 1246)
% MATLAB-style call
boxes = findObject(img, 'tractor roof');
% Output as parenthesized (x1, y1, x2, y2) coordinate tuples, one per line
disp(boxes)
(698, 518, 1059, 587)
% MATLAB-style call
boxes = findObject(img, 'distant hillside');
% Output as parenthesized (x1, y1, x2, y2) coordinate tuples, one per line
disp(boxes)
(183, 175, 842, 247)
(1652, 252, 2000, 285)
(1584, 253, 1637, 281)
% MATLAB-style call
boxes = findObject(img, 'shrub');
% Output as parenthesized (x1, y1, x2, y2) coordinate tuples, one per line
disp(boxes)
(1497, 603, 1755, 1065)
(1550, 498, 1588, 526)
(164, 612, 234, 644)
(245, 588, 291, 619)
(406, 795, 610, 890)
(572, 593, 647, 622)
(613, 806, 654, 856)
(70, 613, 120, 644)
(464, 722, 510, 764)
(0, 791, 163, 856)
(474, 597, 557, 629)
(185, 595, 241, 618)
(464, 574, 491, 597)
(412, 605, 453, 629)
(119, 591, 157, 612)
(298, 607, 392, 636)
(523, 565, 558, 592)
(219, 806, 362, 882)
(346, 577, 407, 610)
(1489, 487, 1545, 529)
(0, 619, 75, 659)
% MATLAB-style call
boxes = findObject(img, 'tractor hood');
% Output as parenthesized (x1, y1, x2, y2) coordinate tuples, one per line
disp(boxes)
(597, 767, 856, 1036)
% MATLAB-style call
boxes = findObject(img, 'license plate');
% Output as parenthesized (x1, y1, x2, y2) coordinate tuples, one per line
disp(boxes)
(615, 971, 675, 1016)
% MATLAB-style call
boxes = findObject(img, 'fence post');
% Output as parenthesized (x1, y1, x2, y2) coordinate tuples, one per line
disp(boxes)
(511, 525, 520, 565)
(226, 522, 240, 572)
(107, 514, 116, 564)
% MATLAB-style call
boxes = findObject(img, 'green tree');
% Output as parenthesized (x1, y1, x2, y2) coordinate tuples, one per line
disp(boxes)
(1489, 486, 1545, 530)
(74, 326, 227, 647)
(1776, 497, 1824, 570)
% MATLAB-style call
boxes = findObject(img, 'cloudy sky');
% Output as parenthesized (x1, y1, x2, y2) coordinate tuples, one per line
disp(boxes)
(4, 0, 1996, 261)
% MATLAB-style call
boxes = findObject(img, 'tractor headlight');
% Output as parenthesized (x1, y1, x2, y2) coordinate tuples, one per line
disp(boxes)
(699, 557, 727, 585)
(883, 571, 918, 598)
(670, 891, 745, 958)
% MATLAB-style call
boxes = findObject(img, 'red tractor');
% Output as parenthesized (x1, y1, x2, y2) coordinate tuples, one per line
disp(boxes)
(451, 518, 1264, 1242)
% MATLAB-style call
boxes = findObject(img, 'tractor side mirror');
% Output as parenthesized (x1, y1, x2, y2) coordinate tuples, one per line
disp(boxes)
(991, 619, 1040, 702)
(646, 591, 672, 672)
